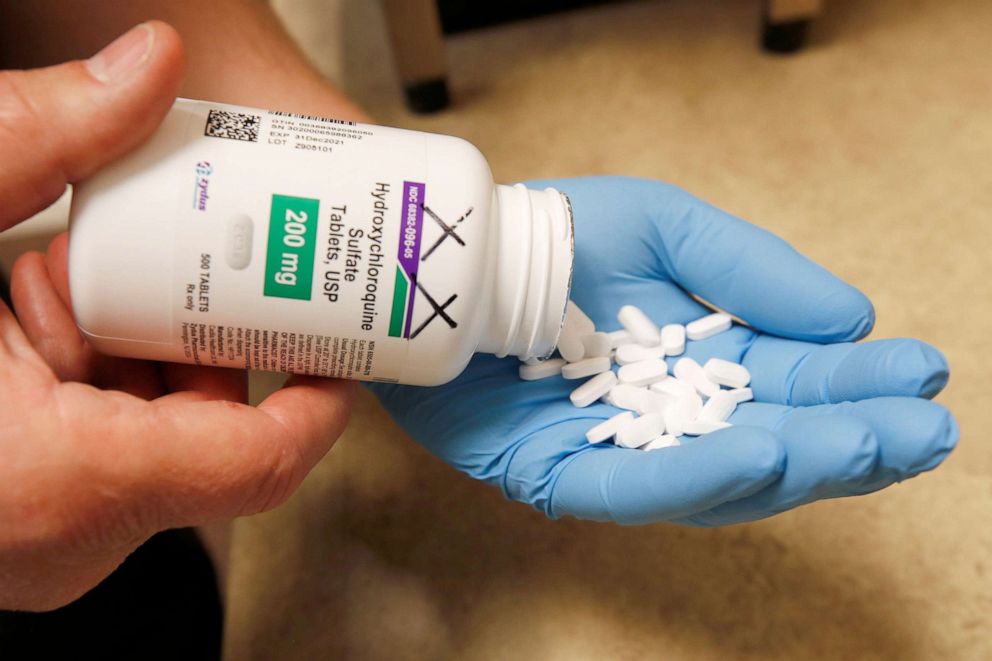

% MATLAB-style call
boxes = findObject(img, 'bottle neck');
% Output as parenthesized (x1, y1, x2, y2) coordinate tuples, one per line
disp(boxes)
(479, 183, 574, 359)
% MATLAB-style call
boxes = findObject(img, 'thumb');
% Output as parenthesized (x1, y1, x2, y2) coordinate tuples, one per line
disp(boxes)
(0, 21, 185, 230)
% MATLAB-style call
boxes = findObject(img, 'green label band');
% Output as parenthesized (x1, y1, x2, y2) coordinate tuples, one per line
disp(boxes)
(264, 194, 320, 300)
(389, 266, 410, 337)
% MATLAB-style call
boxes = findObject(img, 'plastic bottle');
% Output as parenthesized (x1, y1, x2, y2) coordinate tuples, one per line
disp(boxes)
(68, 99, 573, 386)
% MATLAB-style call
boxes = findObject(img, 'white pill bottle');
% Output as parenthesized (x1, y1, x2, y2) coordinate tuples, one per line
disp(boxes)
(69, 99, 573, 386)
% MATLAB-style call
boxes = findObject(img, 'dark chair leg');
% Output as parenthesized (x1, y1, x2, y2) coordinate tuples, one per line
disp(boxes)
(382, 0, 451, 113)
(404, 78, 450, 114)
(761, 0, 823, 54)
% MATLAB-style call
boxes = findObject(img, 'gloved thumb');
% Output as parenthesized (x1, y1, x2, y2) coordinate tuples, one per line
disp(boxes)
(0, 21, 185, 230)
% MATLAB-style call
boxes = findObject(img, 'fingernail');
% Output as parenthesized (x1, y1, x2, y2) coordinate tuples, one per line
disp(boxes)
(86, 23, 154, 84)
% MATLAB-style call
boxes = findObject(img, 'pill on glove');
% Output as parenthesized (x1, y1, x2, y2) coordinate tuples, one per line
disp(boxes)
(641, 435, 680, 451)
(650, 377, 696, 399)
(570, 370, 618, 408)
(617, 359, 668, 387)
(520, 358, 567, 380)
(663, 391, 703, 437)
(637, 389, 674, 416)
(699, 390, 737, 423)
(557, 328, 586, 362)
(616, 412, 666, 449)
(582, 332, 613, 358)
(686, 313, 732, 341)
(607, 329, 633, 348)
(562, 356, 612, 380)
(607, 384, 651, 412)
(661, 324, 686, 356)
(615, 342, 665, 365)
(523, 300, 753, 450)
(586, 411, 636, 443)
(617, 305, 661, 346)
(703, 358, 751, 389)
(566, 300, 596, 335)
(673, 357, 721, 398)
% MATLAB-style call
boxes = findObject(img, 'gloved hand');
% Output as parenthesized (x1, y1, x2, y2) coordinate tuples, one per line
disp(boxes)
(370, 176, 957, 525)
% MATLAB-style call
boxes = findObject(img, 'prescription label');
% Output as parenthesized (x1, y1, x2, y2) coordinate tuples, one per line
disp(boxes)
(168, 101, 458, 383)
(179, 323, 377, 380)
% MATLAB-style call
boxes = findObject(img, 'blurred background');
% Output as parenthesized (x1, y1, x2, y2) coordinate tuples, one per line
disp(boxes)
(2, 0, 990, 658)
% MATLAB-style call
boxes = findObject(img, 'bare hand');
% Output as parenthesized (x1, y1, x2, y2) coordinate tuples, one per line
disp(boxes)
(0, 22, 354, 611)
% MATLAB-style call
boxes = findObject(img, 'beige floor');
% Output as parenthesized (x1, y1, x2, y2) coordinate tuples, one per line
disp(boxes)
(224, 0, 992, 658)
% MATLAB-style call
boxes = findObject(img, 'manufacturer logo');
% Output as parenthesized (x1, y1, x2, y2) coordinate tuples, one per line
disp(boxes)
(193, 161, 212, 211)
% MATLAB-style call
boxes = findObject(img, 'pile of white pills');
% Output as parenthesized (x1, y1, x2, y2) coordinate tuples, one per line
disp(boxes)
(519, 302, 753, 451)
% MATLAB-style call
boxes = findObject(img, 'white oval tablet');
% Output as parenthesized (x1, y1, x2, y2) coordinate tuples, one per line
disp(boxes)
(703, 358, 751, 388)
(570, 371, 618, 408)
(615, 413, 666, 449)
(586, 411, 636, 443)
(685, 313, 732, 341)
(225, 213, 254, 269)
(617, 359, 668, 387)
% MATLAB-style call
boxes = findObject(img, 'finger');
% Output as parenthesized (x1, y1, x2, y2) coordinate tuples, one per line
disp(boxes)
(10, 250, 94, 381)
(683, 399, 957, 526)
(44, 233, 72, 309)
(742, 336, 949, 405)
(677, 413, 880, 526)
(733, 399, 959, 480)
(10, 242, 164, 397)
(256, 376, 359, 470)
(547, 421, 785, 524)
(135, 376, 356, 523)
(674, 329, 950, 405)
(0, 21, 184, 229)
(0, 297, 51, 373)
(542, 177, 875, 342)
(161, 363, 248, 402)
(43, 233, 169, 396)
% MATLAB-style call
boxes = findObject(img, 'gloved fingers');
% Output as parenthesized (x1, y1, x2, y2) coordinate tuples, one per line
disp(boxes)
(531, 177, 875, 344)
(648, 183, 875, 344)
(676, 413, 880, 526)
(833, 397, 958, 493)
(547, 424, 785, 524)
(739, 335, 950, 405)
(732, 397, 958, 494)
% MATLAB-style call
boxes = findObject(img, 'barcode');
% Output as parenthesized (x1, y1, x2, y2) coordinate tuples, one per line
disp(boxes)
(269, 110, 356, 126)
(205, 109, 260, 142)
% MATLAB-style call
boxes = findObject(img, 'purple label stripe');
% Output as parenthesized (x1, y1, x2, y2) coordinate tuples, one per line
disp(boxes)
(398, 181, 425, 338)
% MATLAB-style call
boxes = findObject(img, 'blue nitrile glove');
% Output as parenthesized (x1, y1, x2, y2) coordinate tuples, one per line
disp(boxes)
(369, 177, 958, 525)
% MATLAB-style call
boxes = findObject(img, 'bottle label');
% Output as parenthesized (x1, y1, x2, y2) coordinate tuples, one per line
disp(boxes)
(169, 100, 448, 383)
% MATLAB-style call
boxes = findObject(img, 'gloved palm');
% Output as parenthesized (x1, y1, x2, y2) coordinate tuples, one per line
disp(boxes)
(371, 177, 957, 525)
